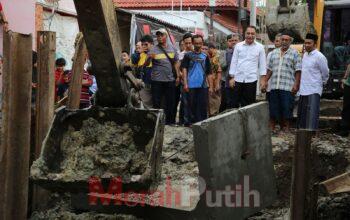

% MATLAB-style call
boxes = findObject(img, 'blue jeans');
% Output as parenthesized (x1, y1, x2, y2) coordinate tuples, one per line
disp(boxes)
(269, 89, 294, 121)
(151, 81, 176, 125)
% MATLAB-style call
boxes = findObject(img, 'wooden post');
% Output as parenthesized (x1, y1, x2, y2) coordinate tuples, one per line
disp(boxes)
(0, 32, 33, 220)
(31, 31, 56, 213)
(290, 129, 313, 220)
(73, 0, 127, 107)
(0, 30, 12, 220)
(67, 32, 87, 110)
(35, 31, 56, 157)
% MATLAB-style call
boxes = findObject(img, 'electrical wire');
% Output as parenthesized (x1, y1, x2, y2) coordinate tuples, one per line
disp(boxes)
(42, 0, 60, 30)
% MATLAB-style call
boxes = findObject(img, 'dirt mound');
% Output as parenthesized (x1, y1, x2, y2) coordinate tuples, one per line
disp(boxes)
(249, 131, 350, 219)
(31, 118, 151, 182)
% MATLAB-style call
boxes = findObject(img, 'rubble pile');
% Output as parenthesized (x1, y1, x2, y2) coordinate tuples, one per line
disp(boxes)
(318, 194, 350, 220)
(160, 126, 198, 188)
(250, 131, 350, 219)
(30, 126, 199, 218)
(31, 118, 151, 182)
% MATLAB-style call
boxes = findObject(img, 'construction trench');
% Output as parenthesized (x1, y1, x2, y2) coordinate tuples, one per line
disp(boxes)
(29, 110, 350, 220)
(0, 0, 350, 220)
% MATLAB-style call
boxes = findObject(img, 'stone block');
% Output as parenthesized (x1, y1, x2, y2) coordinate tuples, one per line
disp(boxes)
(192, 102, 277, 219)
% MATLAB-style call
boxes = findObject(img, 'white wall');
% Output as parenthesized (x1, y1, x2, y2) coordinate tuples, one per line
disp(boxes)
(133, 10, 209, 37)
(0, 0, 36, 92)
(0, 0, 36, 53)
(37, 0, 79, 69)
(43, 11, 79, 69)
(37, 0, 77, 15)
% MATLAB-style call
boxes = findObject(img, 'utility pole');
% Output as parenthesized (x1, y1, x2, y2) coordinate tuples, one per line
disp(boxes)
(209, 0, 215, 42)
(237, 0, 241, 34)
(250, 0, 257, 26)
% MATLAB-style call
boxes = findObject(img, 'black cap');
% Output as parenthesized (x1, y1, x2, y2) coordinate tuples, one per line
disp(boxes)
(305, 33, 318, 42)
(281, 30, 293, 37)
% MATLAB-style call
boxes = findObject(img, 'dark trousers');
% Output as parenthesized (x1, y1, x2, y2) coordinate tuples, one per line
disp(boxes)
(269, 89, 294, 121)
(179, 87, 189, 125)
(219, 81, 227, 112)
(172, 84, 181, 123)
(185, 88, 208, 125)
(341, 84, 350, 130)
(297, 94, 321, 130)
(230, 81, 257, 108)
(152, 81, 176, 125)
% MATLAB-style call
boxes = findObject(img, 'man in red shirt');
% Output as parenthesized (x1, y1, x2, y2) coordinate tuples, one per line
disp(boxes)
(54, 58, 68, 101)
(0, 2, 9, 32)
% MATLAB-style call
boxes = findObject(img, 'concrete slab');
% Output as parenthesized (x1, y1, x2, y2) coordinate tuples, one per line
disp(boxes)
(192, 102, 277, 220)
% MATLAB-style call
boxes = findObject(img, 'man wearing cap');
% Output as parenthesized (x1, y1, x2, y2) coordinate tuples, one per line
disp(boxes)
(265, 31, 301, 132)
(228, 26, 266, 108)
(297, 33, 329, 130)
(148, 28, 181, 125)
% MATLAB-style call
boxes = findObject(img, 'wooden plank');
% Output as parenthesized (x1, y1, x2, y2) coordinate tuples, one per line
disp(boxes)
(73, 0, 127, 107)
(67, 32, 87, 110)
(321, 172, 350, 194)
(0, 29, 12, 220)
(0, 32, 33, 220)
(35, 31, 56, 158)
(31, 31, 56, 213)
(290, 129, 313, 220)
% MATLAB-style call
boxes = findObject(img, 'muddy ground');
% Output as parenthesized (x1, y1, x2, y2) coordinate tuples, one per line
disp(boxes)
(249, 130, 350, 220)
(30, 125, 350, 219)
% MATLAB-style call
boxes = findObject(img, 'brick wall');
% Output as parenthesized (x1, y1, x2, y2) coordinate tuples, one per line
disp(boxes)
(35, 4, 44, 50)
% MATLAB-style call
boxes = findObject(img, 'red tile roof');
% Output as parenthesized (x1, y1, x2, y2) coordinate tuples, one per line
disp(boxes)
(204, 11, 239, 32)
(114, 0, 238, 9)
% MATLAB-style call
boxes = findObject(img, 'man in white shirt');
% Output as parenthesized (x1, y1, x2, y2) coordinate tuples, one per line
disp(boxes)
(228, 26, 266, 107)
(297, 33, 329, 130)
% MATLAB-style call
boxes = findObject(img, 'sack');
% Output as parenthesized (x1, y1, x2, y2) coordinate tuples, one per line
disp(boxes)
(157, 45, 177, 79)
(187, 53, 207, 88)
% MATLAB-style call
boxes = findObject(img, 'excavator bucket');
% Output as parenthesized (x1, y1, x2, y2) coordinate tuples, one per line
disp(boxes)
(30, 0, 165, 192)
(266, 1, 315, 43)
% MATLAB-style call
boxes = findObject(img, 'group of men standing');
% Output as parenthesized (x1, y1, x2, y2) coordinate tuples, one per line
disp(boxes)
(132, 26, 330, 132)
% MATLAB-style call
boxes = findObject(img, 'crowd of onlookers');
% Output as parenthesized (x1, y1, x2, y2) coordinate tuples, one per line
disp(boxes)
(42, 25, 349, 137)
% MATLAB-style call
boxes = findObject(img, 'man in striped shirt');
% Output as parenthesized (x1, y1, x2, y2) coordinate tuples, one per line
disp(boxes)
(80, 70, 93, 109)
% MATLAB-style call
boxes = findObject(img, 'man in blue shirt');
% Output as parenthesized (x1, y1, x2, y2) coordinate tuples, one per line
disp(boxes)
(181, 35, 212, 125)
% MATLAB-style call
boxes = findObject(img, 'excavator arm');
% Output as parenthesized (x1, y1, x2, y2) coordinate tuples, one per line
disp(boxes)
(266, 0, 315, 43)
